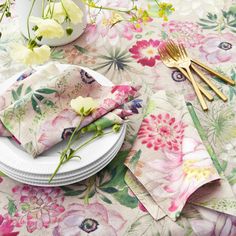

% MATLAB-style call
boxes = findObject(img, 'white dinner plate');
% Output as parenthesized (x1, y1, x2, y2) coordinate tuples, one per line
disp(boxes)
(0, 126, 125, 181)
(0, 64, 126, 185)
(0, 136, 123, 186)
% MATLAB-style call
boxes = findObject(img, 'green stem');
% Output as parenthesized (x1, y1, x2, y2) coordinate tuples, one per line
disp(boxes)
(153, 0, 160, 7)
(82, 0, 134, 14)
(61, 116, 83, 159)
(49, 117, 83, 183)
(63, 130, 113, 164)
(49, 156, 64, 183)
(42, 0, 45, 17)
(0, 0, 9, 23)
(50, 0, 56, 19)
(186, 102, 223, 176)
(27, 0, 36, 39)
(84, 175, 95, 204)
(60, 0, 70, 19)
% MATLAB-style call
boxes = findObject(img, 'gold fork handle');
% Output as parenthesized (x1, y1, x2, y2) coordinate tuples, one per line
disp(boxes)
(191, 64, 227, 102)
(192, 59, 235, 86)
(178, 67, 213, 102)
(185, 67, 208, 111)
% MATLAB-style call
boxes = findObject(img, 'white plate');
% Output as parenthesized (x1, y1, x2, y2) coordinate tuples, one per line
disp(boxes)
(0, 137, 123, 186)
(0, 141, 121, 184)
(0, 127, 125, 181)
(0, 64, 125, 183)
(1, 137, 121, 187)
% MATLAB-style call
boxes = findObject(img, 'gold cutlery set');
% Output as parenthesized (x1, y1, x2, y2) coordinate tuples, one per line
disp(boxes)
(158, 40, 235, 111)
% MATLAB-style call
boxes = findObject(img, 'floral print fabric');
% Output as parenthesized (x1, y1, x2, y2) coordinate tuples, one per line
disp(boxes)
(0, 62, 140, 157)
(125, 91, 220, 220)
(1, 0, 236, 235)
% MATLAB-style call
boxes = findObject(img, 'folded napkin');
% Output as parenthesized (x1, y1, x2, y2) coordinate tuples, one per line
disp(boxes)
(125, 90, 220, 220)
(0, 62, 140, 157)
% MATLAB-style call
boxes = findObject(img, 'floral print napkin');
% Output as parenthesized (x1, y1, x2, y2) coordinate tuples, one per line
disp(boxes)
(0, 62, 140, 157)
(125, 90, 220, 220)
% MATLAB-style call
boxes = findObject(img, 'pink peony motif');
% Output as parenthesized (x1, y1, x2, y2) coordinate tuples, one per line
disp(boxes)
(38, 109, 80, 148)
(110, 85, 139, 106)
(129, 39, 161, 67)
(53, 202, 126, 236)
(199, 33, 236, 64)
(138, 113, 186, 153)
(145, 137, 218, 214)
(0, 177, 3, 183)
(12, 185, 65, 233)
(0, 214, 19, 236)
(162, 20, 205, 48)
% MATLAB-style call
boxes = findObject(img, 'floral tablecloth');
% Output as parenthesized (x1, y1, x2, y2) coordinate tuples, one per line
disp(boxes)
(1, 0, 236, 235)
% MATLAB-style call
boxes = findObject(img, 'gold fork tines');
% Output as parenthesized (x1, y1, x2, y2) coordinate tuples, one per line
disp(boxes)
(171, 40, 228, 102)
(165, 40, 208, 111)
(158, 45, 213, 101)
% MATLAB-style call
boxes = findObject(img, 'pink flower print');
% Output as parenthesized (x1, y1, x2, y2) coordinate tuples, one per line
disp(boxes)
(111, 85, 139, 104)
(64, 45, 97, 65)
(162, 21, 205, 48)
(138, 113, 186, 153)
(53, 202, 126, 236)
(38, 109, 80, 148)
(190, 207, 236, 236)
(129, 39, 161, 67)
(0, 177, 3, 183)
(12, 185, 65, 233)
(85, 20, 135, 45)
(0, 214, 19, 236)
(145, 138, 218, 215)
(138, 202, 147, 212)
(199, 33, 236, 64)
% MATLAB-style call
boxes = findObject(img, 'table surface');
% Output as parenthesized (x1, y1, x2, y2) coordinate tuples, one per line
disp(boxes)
(1, 0, 236, 235)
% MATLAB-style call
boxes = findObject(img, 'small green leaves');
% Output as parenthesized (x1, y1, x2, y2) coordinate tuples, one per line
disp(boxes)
(11, 90, 19, 101)
(29, 88, 57, 114)
(31, 96, 42, 115)
(11, 84, 24, 101)
(25, 86, 32, 95)
(32, 25, 38, 31)
(36, 88, 57, 94)
(112, 124, 121, 133)
(74, 45, 88, 54)
(66, 27, 73, 36)
(7, 198, 16, 216)
(34, 93, 44, 101)
(198, 8, 236, 32)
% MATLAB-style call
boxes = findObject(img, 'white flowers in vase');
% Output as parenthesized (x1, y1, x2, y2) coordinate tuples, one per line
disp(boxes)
(7, 0, 84, 65)
(0, 0, 175, 65)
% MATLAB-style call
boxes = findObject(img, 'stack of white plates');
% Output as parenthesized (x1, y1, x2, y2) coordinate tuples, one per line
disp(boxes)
(0, 64, 126, 186)
(0, 124, 126, 186)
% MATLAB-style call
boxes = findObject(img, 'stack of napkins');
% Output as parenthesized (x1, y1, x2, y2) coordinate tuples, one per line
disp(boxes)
(0, 62, 140, 157)
(125, 91, 225, 220)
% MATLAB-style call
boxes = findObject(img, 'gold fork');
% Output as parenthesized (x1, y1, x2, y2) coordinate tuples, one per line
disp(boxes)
(158, 45, 213, 102)
(166, 40, 227, 102)
(165, 41, 208, 111)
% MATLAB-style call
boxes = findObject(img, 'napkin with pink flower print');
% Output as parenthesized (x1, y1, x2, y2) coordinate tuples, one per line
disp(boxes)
(125, 90, 220, 220)
(0, 62, 140, 157)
